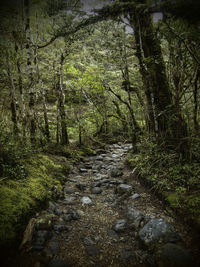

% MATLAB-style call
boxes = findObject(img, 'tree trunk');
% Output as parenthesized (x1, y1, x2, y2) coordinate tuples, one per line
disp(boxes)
(6, 49, 19, 136)
(129, 1, 189, 157)
(58, 53, 69, 145)
(130, 13, 156, 134)
(194, 67, 199, 133)
(14, 39, 26, 137)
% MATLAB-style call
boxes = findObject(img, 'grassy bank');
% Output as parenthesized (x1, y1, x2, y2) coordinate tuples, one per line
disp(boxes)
(127, 137, 200, 231)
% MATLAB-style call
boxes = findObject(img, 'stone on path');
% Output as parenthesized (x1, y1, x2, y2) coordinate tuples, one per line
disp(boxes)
(127, 208, 145, 229)
(79, 168, 87, 173)
(139, 218, 182, 246)
(113, 219, 127, 232)
(117, 184, 132, 194)
(64, 196, 77, 204)
(76, 182, 88, 191)
(155, 243, 194, 267)
(91, 187, 102, 194)
(110, 167, 123, 177)
(81, 197, 92, 204)
(130, 193, 140, 200)
(64, 187, 75, 194)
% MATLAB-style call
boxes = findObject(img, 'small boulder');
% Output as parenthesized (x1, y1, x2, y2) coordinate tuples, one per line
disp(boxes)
(111, 167, 123, 177)
(116, 184, 132, 195)
(64, 187, 75, 194)
(64, 196, 77, 204)
(139, 218, 182, 246)
(113, 219, 127, 232)
(81, 197, 92, 204)
(130, 193, 140, 200)
(127, 208, 145, 229)
(91, 187, 102, 194)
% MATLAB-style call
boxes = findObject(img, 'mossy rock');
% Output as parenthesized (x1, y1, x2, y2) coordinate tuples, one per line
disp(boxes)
(35, 212, 56, 230)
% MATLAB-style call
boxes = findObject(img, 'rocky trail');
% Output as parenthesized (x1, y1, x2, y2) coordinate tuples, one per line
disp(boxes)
(16, 143, 199, 267)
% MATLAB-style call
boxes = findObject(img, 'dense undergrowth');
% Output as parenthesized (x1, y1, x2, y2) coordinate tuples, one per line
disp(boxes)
(128, 136, 200, 230)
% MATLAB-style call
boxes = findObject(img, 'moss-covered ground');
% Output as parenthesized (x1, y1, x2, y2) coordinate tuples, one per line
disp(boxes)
(0, 142, 98, 246)
(0, 152, 71, 245)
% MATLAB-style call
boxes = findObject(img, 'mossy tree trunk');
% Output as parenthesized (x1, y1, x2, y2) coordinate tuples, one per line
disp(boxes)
(128, 0, 189, 157)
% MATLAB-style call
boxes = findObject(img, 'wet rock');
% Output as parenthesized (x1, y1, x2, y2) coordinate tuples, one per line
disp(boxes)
(33, 230, 49, 250)
(48, 202, 56, 212)
(69, 209, 81, 220)
(64, 187, 75, 194)
(117, 184, 132, 194)
(76, 182, 88, 191)
(84, 163, 93, 169)
(104, 156, 113, 162)
(47, 259, 69, 267)
(130, 193, 140, 200)
(67, 178, 77, 183)
(94, 177, 103, 181)
(139, 218, 182, 246)
(110, 167, 123, 177)
(63, 214, 73, 222)
(81, 197, 92, 204)
(55, 209, 63, 216)
(91, 187, 102, 194)
(86, 246, 100, 257)
(95, 155, 104, 161)
(155, 243, 194, 267)
(79, 168, 87, 172)
(113, 219, 127, 232)
(64, 196, 77, 204)
(91, 181, 101, 188)
(127, 209, 145, 229)
(35, 213, 55, 230)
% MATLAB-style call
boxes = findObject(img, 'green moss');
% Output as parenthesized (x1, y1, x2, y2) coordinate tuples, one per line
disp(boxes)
(164, 193, 180, 208)
(0, 153, 70, 245)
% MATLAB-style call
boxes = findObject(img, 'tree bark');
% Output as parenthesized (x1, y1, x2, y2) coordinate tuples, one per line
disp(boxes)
(6, 48, 19, 136)
(58, 53, 69, 145)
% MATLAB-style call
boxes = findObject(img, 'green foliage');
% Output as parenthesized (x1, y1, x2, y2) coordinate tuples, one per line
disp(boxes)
(0, 136, 33, 181)
(128, 136, 200, 229)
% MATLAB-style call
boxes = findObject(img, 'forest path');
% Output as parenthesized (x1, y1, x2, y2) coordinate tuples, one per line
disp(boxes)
(21, 143, 197, 267)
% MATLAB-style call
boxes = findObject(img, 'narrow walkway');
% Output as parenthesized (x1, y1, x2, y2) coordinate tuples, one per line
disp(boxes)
(21, 143, 197, 267)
